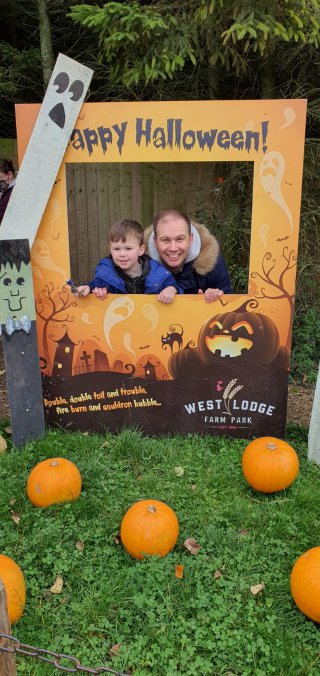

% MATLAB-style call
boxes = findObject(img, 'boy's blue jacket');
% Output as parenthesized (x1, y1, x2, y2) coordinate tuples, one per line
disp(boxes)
(88, 256, 182, 294)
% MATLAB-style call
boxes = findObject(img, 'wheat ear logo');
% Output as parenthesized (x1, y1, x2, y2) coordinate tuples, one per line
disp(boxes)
(222, 378, 244, 416)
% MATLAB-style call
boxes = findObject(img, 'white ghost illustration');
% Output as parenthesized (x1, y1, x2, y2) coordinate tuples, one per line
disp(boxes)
(103, 296, 134, 350)
(259, 152, 293, 231)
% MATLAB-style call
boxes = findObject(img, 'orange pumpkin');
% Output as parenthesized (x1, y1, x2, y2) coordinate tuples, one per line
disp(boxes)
(291, 547, 320, 622)
(0, 554, 26, 624)
(242, 436, 299, 493)
(120, 500, 179, 560)
(27, 457, 82, 507)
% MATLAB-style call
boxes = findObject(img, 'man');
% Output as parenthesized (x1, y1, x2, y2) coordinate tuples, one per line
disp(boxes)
(145, 209, 233, 301)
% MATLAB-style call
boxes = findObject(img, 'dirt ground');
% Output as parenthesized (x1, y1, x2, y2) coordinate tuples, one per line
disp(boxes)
(0, 340, 315, 428)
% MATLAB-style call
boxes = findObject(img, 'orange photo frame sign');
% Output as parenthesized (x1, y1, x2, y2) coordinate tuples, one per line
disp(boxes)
(16, 100, 307, 437)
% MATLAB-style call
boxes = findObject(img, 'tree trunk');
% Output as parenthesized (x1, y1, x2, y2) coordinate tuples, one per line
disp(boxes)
(37, 0, 54, 86)
(260, 57, 276, 99)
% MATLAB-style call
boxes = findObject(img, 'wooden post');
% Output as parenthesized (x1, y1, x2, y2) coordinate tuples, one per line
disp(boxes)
(308, 363, 320, 464)
(0, 579, 17, 676)
(0, 53, 93, 247)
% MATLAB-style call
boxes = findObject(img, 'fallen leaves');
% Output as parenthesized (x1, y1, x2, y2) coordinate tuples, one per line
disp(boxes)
(11, 511, 21, 525)
(0, 434, 7, 453)
(239, 529, 249, 537)
(175, 564, 184, 579)
(109, 643, 123, 657)
(174, 466, 184, 477)
(50, 575, 64, 594)
(250, 581, 265, 595)
(213, 570, 222, 580)
(184, 538, 201, 555)
(76, 540, 84, 552)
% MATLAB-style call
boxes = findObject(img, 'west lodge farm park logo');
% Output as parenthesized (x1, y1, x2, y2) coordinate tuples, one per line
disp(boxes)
(184, 378, 276, 431)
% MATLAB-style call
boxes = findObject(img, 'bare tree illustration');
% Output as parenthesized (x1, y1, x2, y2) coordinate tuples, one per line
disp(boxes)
(36, 283, 77, 372)
(251, 246, 297, 349)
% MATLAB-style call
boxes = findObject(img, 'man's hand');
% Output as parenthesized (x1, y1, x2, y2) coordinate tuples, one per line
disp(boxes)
(75, 284, 90, 298)
(92, 287, 108, 300)
(198, 288, 223, 303)
(157, 286, 178, 304)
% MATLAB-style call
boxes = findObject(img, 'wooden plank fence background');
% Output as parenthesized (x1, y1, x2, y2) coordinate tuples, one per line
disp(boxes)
(66, 161, 224, 283)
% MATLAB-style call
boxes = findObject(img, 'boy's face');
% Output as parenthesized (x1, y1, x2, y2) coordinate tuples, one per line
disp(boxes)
(110, 234, 145, 276)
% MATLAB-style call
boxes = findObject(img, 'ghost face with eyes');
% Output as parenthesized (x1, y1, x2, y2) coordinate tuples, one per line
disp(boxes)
(0, 262, 35, 321)
(48, 71, 85, 129)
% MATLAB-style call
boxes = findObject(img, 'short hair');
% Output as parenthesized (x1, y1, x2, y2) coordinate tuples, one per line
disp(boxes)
(0, 158, 15, 175)
(0, 240, 30, 271)
(108, 219, 144, 246)
(153, 209, 191, 236)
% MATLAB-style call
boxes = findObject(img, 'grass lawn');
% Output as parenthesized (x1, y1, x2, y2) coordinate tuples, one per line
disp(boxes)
(0, 422, 320, 675)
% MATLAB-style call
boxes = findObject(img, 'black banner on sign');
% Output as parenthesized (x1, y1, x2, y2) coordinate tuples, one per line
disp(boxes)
(42, 360, 288, 438)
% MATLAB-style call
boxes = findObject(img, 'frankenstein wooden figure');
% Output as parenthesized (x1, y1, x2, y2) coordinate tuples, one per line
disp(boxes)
(0, 239, 45, 447)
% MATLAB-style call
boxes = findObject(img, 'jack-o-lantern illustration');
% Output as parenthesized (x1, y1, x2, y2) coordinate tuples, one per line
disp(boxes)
(168, 342, 204, 379)
(198, 299, 280, 365)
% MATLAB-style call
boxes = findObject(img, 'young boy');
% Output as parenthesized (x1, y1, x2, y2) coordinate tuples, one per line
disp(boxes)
(76, 219, 182, 303)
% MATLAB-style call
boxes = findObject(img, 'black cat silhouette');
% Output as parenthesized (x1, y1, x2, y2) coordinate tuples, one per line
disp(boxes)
(161, 324, 184, 354)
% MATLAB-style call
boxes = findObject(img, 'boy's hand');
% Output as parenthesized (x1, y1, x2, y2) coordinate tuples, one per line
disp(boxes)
(157, 286, 178, 304)
(198, 288, 223, 303)
(75, 284, 90, 298)
(92, 286, 108, 300)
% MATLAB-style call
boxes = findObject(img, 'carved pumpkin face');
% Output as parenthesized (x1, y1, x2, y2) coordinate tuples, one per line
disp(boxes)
(198, 300, 280, 365)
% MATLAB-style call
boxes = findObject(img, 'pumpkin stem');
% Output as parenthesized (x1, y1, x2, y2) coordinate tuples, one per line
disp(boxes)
(147, 505, 157, 513)
(266, 443, 277, 450)
(50, 461, 60, 467)
(236, 299, 259, 313)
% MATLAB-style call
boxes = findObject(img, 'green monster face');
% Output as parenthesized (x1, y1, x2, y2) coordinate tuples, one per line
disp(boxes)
(0, 240, 36, 324)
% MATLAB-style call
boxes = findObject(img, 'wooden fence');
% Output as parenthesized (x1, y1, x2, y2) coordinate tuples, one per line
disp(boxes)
(66, 162, 224, 283)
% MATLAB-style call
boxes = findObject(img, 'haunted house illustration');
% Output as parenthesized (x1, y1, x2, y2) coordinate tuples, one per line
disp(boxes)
(51, 329, 77, 378)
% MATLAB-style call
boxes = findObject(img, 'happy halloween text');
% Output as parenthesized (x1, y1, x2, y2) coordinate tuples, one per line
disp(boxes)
(70, 119, 269, 156)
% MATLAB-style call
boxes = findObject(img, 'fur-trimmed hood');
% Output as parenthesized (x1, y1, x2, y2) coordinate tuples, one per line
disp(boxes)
(144, 220, 220, 276)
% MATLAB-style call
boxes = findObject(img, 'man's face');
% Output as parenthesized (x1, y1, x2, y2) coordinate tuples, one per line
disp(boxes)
(154, 217, 193, 271)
